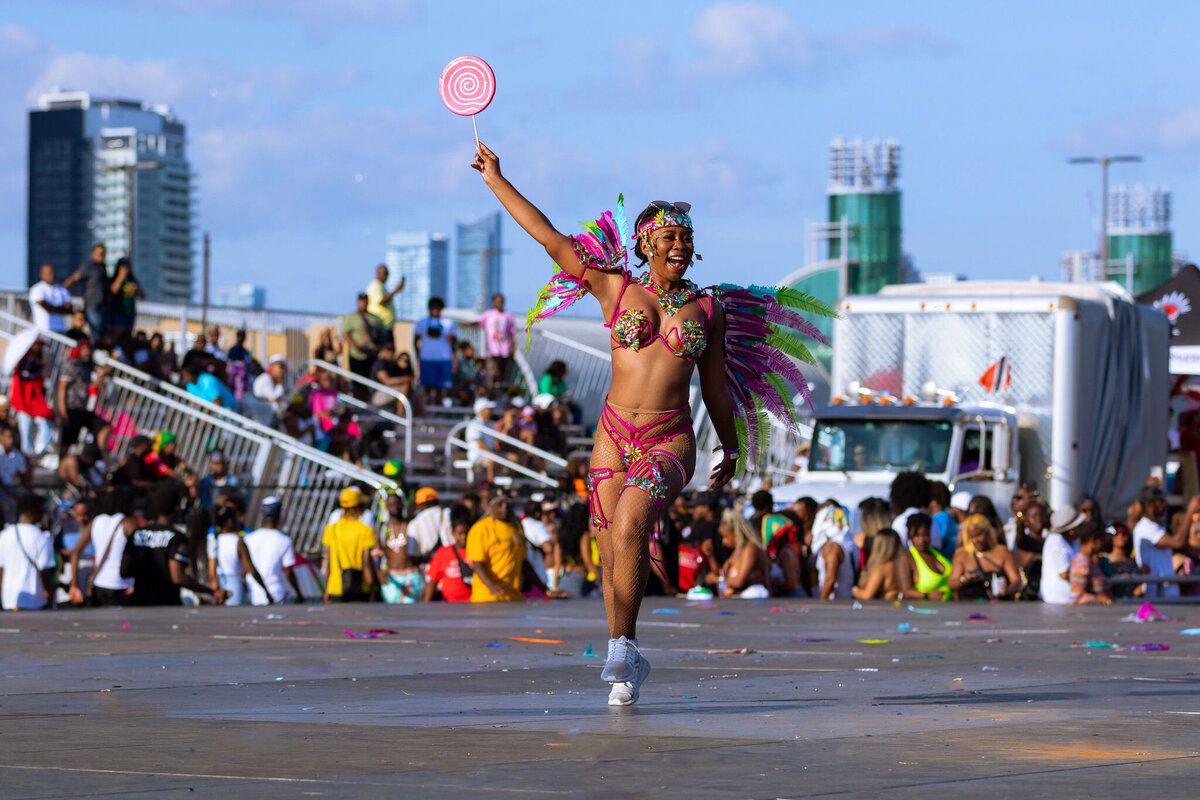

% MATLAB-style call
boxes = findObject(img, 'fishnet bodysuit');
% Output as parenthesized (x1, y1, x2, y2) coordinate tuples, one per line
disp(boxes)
(589, 398, 696, 639)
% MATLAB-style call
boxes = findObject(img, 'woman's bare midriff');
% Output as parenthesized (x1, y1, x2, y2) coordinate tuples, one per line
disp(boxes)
(606, 351, 695, 410)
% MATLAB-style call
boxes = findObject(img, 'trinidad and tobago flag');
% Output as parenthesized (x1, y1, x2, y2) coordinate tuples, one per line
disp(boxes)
(978, 357, 1011, 394)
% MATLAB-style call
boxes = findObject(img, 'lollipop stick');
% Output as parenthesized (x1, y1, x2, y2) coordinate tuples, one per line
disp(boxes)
(472, 114, 479, 144)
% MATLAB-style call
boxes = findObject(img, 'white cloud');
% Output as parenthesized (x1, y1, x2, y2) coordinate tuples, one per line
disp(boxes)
(54, 0, 420, 35)
(828, 25, 954, 56)
(1161, 108, 1200, 150)
(679, 3, 950, 83)
(1060, 107, 1200, 158)
(684, 2, 814, 80)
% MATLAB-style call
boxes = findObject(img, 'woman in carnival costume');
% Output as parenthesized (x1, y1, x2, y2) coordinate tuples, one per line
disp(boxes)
(472, 142, 832, 706)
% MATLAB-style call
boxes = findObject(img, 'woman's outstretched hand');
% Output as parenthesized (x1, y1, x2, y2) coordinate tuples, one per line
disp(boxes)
(709, 454, 736, 490)
(471, 141, 502, 185)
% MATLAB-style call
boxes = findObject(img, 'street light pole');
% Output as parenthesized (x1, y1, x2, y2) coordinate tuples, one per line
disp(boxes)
(1067, 154, 1141, 279)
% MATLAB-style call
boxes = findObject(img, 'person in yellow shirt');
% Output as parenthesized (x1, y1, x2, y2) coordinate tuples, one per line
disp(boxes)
(467, 495, 569, 602)
(365, 264, 404, 337)
(322, 486, 379, 602)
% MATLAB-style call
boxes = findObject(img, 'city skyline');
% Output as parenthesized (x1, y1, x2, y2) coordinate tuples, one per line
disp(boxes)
(26, 90, 194, 303)
(2, 1, 1199, 314)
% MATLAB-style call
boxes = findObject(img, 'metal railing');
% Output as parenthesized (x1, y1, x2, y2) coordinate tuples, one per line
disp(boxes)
(99, 375, 394, 552)
(519, 328, 612, 427)
(300, 359, 413, 464)
(0, 309, 395, 551)
(443, 419, 565, 488)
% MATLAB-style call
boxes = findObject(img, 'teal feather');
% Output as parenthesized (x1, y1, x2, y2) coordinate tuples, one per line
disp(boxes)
(615, 194, 631, 245)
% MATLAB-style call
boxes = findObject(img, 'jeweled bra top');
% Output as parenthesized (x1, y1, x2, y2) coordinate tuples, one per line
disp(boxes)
(605, 271, 712, 361)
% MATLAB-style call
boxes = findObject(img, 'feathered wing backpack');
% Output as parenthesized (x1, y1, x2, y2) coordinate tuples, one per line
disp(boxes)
(525, 196, 835, 473)
(710, 284, 834, 473)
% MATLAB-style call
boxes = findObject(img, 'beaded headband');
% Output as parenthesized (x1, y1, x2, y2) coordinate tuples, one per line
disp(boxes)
(636, 203, 693, 240)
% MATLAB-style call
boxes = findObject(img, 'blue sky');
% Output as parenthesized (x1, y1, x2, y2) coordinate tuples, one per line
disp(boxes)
(2, 1, 1199, 313)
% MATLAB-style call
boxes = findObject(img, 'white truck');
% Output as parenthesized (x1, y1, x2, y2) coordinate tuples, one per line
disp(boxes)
(774, 281, 1170, 518)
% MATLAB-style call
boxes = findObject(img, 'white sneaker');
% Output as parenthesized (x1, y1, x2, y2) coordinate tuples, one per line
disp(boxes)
(601, 636, 634, 682)
(606, 642, 650, 706)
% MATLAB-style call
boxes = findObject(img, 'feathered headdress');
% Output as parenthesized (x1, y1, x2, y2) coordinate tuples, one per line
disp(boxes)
(525, 195, 631, 346)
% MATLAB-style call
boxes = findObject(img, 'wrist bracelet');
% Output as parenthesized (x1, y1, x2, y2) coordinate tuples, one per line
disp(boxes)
(722, 448, 738, 460)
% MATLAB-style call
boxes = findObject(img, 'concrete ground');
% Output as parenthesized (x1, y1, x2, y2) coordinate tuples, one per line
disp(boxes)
(2, 597, 1198, 799)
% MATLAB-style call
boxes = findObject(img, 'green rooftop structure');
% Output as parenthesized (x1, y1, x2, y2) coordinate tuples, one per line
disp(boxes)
(782, 137, 910, 368)
(1106, 185, 1172, 295)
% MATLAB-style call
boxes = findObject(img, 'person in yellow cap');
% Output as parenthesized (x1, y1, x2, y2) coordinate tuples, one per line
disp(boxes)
(322, 486, 378, 602)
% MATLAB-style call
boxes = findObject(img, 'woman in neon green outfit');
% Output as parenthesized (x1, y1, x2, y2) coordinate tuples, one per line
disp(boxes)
(899, 513, 951, 601)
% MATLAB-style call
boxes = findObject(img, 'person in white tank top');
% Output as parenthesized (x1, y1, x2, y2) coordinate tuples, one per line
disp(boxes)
(812, 504, 858, 600)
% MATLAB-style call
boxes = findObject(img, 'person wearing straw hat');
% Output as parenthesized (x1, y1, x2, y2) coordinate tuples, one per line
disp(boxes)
(1041, 505, 1088, 604)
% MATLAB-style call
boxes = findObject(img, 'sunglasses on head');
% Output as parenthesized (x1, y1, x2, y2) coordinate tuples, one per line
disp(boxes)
(649, 200, 692, 213)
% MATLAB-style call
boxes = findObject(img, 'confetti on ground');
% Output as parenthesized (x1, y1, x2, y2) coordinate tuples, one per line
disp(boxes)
(582, 643, 596, 657)
(717, 611, 735, 615)
(707, 647, 756, 655)
(1077, 641, 1117, 648)
(1137, 602, 1164, 622)
(855, 667, 879, 672)
(482, 643, 509, 648)
(1180, 629, 1200, 635)
(897, 623, 911, 631)
(505, 637, 567, 644)
(795, 638, 830, 643)
(967, 614, 990, 622)
(652, 608, 681, 614)
(553, 652, 574, 657)
(343, 629, 398, 639)
(1125, 643, 1170, 651)
(121, 622, 131, 630)
(982, 666, 1000, 671)
(907, 606, 939, 614)
(858, 639, 892, 644)
(892, 655, 944, 661)
(986, 638, 1003, 643)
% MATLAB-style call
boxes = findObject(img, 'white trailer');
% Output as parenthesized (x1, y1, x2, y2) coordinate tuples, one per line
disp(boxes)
(776, 281, 1169, 517)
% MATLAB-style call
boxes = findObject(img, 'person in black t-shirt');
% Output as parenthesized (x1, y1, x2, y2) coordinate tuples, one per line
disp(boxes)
(121, 486, 227, 606)
(370, 341, 406, 411)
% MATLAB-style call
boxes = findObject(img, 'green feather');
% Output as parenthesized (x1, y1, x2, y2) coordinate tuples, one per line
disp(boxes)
(772, 286, 839, 319)
(765, 328, 817, 367)
(765, 372, 797, 422)
(733, 413, 748, 476)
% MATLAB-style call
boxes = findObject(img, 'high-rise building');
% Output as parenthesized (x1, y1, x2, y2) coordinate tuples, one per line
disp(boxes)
(454, 212, 502, 311)
(1107, 184, 1172, 294)
(386, 232, 449, 322)
(213, 284, 266, 309)
(26, 91, 194, 302)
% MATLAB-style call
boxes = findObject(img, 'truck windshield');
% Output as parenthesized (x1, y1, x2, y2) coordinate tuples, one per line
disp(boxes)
(809, 419, 953, 473)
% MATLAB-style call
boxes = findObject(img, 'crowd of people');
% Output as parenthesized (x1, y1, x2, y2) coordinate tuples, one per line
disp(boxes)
(8, 253, 1197, 611)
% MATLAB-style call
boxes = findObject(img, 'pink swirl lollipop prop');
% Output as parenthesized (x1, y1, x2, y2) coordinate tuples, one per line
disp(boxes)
(439, 55, 495, 142)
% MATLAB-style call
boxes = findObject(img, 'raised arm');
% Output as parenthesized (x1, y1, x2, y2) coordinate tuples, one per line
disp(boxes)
(472, 142, 581, 278)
